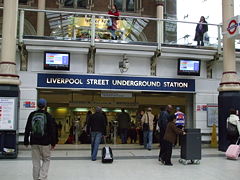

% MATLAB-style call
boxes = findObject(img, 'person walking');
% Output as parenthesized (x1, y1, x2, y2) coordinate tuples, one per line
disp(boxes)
(226, 108, 240, 145)
(194, 16, 208, 46)
(158, 105, 173, 161)
(161, 114, 185, 166)
(141, 107, 155, 150)
(87, 107, 107, 161)
(24, 98, 56, 180)
(107, 4, 120, 40)
(116, 108, 131, 144)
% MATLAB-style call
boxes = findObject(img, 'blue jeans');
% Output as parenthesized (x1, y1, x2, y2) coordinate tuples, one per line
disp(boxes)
(91, 132, 102, 161)
(120, 128, 128, 144)
(143, 130, 153, 149)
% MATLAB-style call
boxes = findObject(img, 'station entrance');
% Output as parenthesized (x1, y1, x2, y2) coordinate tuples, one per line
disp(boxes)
(38, 89, 194, 144)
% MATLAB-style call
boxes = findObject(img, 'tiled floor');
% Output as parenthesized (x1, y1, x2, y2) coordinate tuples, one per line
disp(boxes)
(0, 144, 239, 180)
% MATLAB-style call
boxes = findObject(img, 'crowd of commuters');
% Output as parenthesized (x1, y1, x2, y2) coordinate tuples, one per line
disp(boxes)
(24, 98, 240, 179)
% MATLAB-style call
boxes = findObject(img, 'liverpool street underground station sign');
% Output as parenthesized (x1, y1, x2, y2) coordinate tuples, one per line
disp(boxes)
(37, 73, 195, 92)
(227, 15, 240, 39)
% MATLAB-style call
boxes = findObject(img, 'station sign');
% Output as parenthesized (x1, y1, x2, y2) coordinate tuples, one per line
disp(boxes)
(227, 15, 240, 39)
(37, 73, 195, 92)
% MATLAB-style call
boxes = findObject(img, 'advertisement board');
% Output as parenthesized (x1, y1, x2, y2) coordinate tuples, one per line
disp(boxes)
(0, 97, 17, 130)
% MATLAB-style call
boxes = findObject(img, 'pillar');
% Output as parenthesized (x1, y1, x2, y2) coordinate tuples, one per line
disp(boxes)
(0, 0, 20, 85)
(37, 0, 46, 36)
(218, 0, 240, 151)
(156, 0, 164, 45)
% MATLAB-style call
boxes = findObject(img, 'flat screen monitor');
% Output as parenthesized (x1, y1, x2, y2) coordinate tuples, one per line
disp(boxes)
(177, 59, 201, 76)
(44, 51, 70, 70)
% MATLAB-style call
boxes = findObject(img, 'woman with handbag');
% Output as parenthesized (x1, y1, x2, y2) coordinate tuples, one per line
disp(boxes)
(194, 16, 208, 46)
(226, 108, 240, 144)
(141, 107, 154, 150)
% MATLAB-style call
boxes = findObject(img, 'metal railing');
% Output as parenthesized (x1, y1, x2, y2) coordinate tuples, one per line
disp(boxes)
(0, 7, 226, 51)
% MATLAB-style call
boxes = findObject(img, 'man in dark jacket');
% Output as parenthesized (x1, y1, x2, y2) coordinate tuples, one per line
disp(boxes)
(24, 98, 56, 180)
(87, 106, 107, 161)
(116, 108, 131, 144)
(158, 105, 173, 161)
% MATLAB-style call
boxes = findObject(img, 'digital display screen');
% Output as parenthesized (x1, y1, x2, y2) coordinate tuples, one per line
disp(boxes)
(178, 59, 201, 76)
(44, 52, 70, 70)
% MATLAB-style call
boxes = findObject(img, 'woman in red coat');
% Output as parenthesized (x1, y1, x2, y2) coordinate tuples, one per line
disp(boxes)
(107, 4, 120, 40)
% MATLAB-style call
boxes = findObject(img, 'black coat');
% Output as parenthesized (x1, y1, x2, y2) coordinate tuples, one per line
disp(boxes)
(194, 21, 208, 41)
(87, 112, 107, 135)
(24, 109, 56, 146)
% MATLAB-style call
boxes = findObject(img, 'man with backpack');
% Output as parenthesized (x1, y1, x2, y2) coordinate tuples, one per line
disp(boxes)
(24, 98, 56, 180)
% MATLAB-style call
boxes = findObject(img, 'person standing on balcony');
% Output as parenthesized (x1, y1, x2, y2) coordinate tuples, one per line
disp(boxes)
(107, 4, 120, 40)
(194, 16, 208, 46)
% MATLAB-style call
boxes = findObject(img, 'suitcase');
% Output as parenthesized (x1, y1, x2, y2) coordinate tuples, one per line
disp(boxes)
(225, 137, 240, 160)
(102, 137, 113, 163)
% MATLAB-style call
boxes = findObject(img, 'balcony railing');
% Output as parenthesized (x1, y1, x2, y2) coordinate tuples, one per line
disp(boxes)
(1, 7, 229, 51)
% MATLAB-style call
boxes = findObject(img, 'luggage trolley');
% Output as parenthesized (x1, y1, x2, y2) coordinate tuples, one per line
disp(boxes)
(179, 129, 201, 165)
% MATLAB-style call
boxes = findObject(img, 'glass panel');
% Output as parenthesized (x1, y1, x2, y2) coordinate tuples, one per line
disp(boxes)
(95, 14, 157, 44)
(19, 0, 28, 4)
(64, 0, 74, 8)
(163, 20, 219, 48)
(126, 0, 135, 12)
(115, 0, 123, 11)
(77, 0, 87, 8)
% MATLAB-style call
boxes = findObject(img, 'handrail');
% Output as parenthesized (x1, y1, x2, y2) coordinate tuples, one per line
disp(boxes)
(0, 6, 225, 51)
(0, 6, 222, 26)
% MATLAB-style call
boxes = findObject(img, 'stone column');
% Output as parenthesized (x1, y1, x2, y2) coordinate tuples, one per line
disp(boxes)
(37, 0, 46, 36)
(218, 0, 240, 91)
(156, 0, 164, 44)
(218, 0, 240, 151)
(0, 0, 20, 85)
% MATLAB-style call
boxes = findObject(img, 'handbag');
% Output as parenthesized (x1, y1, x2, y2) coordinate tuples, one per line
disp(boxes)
(142, 113, 150, 131)
(227, 122, 239, 137)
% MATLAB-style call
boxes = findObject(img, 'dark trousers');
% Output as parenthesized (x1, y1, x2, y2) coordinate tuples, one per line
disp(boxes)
(120, 128, 128, 144)
(176, 125, 183, 146)
(159, 128, 165, 158)
(161, 140, 173, 165)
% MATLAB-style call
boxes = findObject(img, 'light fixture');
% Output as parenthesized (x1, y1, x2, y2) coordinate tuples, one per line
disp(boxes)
(119, 54, 129, 73)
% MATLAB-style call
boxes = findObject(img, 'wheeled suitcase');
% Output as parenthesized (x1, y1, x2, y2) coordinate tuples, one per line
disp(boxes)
(102, 137, 113, 163)
(225, 137, 240, 160)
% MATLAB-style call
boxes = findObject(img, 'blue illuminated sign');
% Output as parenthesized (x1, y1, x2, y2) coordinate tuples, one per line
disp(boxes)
(37, 73, 195, 92)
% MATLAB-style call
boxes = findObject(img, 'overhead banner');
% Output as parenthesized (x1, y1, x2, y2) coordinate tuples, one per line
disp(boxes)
(37, 73, 195, 92)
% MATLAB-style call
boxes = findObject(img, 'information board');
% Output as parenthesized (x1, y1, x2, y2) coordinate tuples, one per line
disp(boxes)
(0, 98, 16, 130)
(207, 104, 218, 127)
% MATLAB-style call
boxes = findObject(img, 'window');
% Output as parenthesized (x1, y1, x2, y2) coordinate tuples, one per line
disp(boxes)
(19, 0, 28, 4)
(114, 0, 137, 12)
(0, 0, 31, 4)
(63, 0, 88, 9)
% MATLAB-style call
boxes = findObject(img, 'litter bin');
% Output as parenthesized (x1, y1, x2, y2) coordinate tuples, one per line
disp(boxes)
(179, 128, 201, 165)
(0, 131, 18, 159)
